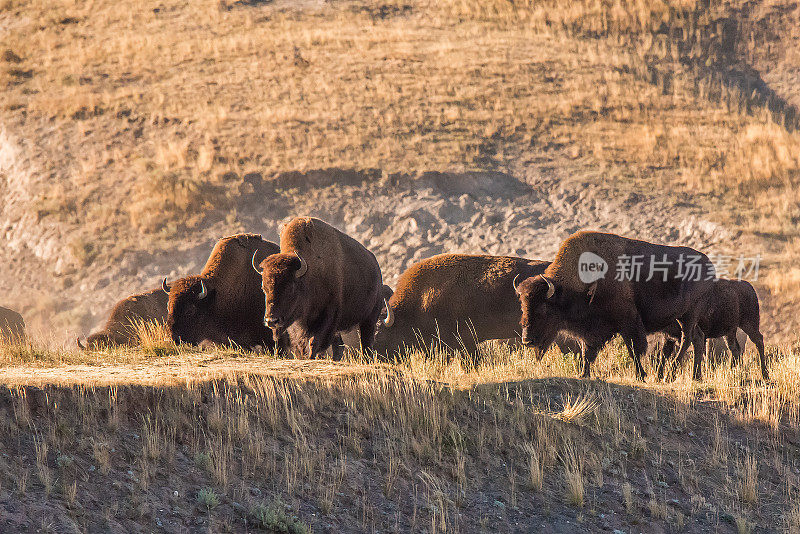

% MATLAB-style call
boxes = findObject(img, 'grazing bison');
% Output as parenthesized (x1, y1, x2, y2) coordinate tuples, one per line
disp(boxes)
(0, 306, 25, 341)
(658, 278, 767, 380)
(516, 231, 716, 381)
(78, 288, 168, 349)
(373, 254, 560, 359)
(256, 217, 384, 359)
(167, 233, 280, 349)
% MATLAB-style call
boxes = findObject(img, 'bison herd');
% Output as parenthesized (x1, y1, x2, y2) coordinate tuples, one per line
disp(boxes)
(3, 216, 768, 382)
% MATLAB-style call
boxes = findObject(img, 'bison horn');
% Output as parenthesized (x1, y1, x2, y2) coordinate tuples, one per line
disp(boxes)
(252, 251, 263, 275)
(76, 337, 86, 350)
(383, 298, 395, 327)
(198, 280, 208, 300)
(294, 253, 308, 278)
(162, 277, 170, 295)
(513, 274, 522, 294)
(540, 275, 556, 299)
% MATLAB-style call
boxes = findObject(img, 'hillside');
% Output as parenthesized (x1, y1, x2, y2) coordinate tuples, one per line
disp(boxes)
(2, 0, 800, 341)
(0, 341, 799, 533)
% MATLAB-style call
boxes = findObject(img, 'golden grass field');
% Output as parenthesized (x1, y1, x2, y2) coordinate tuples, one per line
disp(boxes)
(3, 0, 800, 531)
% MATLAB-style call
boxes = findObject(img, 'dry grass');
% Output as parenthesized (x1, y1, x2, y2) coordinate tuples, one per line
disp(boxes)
(559, 439, 585, 507)
(0, 335, 798, 530)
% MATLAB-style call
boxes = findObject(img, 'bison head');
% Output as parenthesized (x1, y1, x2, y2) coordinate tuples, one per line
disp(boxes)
(166, 275, 219, 345)
(515, 274, 562, 359)
(256, 252, 308, 332)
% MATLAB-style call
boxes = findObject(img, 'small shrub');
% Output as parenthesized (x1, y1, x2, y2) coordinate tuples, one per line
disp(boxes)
(250, 500, 307, 534)
(196, 487, 220, 510)
(194, 451, 213, 473)
(55, 454, 73, 469)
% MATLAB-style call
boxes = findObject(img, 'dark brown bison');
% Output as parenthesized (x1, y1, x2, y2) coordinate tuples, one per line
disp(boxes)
(256, 217, 384, 359)
(516, 231, 716, 381)
(78, 288, 168, 349)
(658, 278, 767, 380)
(373, 254, 562, 359)
(0, 306, 25, 341)
(167, 233, 280, 349)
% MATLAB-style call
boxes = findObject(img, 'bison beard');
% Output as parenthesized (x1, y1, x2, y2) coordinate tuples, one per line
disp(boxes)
(516, 231, 717, 381)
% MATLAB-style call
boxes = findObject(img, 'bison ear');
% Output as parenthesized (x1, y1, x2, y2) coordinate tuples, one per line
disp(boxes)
(587, 281, 598, 304)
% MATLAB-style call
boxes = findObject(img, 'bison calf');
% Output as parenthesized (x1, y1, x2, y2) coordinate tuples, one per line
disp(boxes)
(658, 278, 767, 381)
(167, 233, 280, 350)
(256, 217, 384, 359)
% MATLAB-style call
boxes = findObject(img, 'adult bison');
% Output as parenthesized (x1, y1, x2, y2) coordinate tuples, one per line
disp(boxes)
(516, 231, 716, 381)
(373, 254, 566, 360)
(0, 306, 25, 341)
(256, 217, 384, 359)
(167, 233, 280, 349)
(78, 288, 168, 348)
(658, 278, 767, 381)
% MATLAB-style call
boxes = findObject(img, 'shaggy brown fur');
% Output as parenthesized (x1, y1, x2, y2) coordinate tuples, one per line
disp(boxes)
(517, 231, 716, 380)
(259, 217, 383, 359)
(0, 306, 25, 341)
(659, 278, 767, 380)
(372, 254, 554, 359)
(167, 233, 279, 349)
(79, 288, 167, 348)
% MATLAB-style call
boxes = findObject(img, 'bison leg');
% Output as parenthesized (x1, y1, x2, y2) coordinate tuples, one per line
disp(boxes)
(741, 325, 769, 380)
(656, 337, 677, 382)
(690, 328, 706, 381)
(274, 330, 292, 357)
(309, 309, 340, 358)
(580, 344, 601, 379)
(623, 331, 648, 382)
(358, 302, 382, 352)
(727, 329, 742, 368)
(668, 319, 697, 381)
(330, 334, 345, 361)
(619, 316, 648, 381)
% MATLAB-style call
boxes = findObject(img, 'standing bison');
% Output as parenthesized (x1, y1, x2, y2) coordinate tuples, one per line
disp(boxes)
(0, 306, 25, 342)
(78, 288, 168, 349)
(373, 254, 557, 359)
(516, 231, 716, 380)
(659, 278, 767, 380)
(167, 233, 280, 349)
(255, 217, 384, 359)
